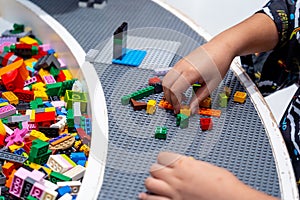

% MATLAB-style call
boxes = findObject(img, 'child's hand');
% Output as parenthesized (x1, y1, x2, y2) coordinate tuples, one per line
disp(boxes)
(139, 152, 277, 200)
(162, 46, 223, 114)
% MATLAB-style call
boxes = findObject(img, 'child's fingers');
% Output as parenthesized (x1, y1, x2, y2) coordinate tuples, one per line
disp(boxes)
(138, 192, 170, 200)
(144, 177, 174, 198)
(162, 69, 182, 113)
(189, 83, 211, 114)
(149, 163, 174, 181)
(157, 151, 184, 168)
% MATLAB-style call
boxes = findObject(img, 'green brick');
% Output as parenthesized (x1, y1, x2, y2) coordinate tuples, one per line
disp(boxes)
(46, 82, 62, 96)
(192, 83, 201, 93)
(3, 46, 10, 52)
(58, 79, 77, 97)
(50, 66, 60, 77)
(30, 149, 52, 165)
(12, 23, 24, 34)
(130, 86, 155, 100)
(49, 171, 71, 184)
(121, 95, 131, 105)
(26, 196, 38, 200)
(29, 139, 49, 158)
(67, 109, 74, 128)
(176, 113, 189, 129)
(155, 126, 167, 139)
(219, 93, 228, 108)
(64, 90, 88, 112)
(10, 44, 16, 52)
(31, 46, 38, 55)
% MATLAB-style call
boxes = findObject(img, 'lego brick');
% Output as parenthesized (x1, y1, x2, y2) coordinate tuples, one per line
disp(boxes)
(41, 188, 58, 200)
(62, 165, 85, 181)
(113, 22, 127, 60)
(49, 171, 71, 184)
(146, 99, 156, 114)
(49, 134, 75, 150)
(158, 98, 173, 110)
(47, 155, 74, 173)
(7, 115, 30, 123)
(29, 181, 45, 199)
(219, 93, 228, 108)
(28, 139, 49, 159)
(176, 113, 189, 129)
(2, 92, 19, 105)
(112, 49, 146, 67)
(154, 67, 171, 76)
(5, 127, 28, 146)
(198, 108, 221, 118)
(180, 105, 191, 117)
(200, 118, 213, 131)
(20, 177, 36, 198)
(130, 99, 147, 111)
(154, 126, 167, 139)
(199, 97, 212, 108)
(0, 59, 28, 81)
(57, 181, 81, 195)
(13, 89, 34, 102)
(76, 127, 90, 145)
(2, 68, 26, 91)
(0, 151, 27, 164)
(64, 90, 87, 113)
(9, 167, 31, 198)
(223, 86, 232, 97)
(233, 91, 247, 104)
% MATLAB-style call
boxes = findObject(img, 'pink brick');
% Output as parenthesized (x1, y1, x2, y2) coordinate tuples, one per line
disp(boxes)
(30, 181, 45, 199)
(0, 104, 16, 118)
(39, 44, 52, 51)
(24, 76, 37, 87)
(9, 167, 31, 197)
(58, 58, 67, 69)
(43, 75, 56, 84)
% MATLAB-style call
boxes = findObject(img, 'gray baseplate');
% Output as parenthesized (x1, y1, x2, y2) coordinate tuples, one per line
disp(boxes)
(29, 0, 280, 199)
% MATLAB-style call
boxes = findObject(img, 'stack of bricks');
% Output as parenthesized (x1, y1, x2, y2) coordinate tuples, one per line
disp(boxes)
(0, 23, 92, 199)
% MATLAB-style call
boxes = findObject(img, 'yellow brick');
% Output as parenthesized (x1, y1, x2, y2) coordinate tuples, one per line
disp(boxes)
(62, 69, 73, 80)
(146, 100, 156, 114)
(19, 36, 38, 45)
(8, 143, 24, 152)
(0, 102, 9, 107)
(29, 162, 41, 170)
(32, 82, 46, 91)
(0, 121, 5, 135)
(41, 166, 52, 176)
(29, 130, 49, 141)
(24, 58, 37, 68)
(2, 91, 19, 105)
(45, 107, 56, 113)
(34, 91, 48, 101)
(39, 68, 50, 78)
(26, 109, 35, 122)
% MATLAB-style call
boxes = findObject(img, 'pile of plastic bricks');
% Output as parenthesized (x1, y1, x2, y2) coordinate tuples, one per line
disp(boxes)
(0, 23, 91, 200)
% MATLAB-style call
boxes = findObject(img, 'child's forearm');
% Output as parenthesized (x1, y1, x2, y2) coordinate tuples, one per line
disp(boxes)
(200, 12, 279, 77)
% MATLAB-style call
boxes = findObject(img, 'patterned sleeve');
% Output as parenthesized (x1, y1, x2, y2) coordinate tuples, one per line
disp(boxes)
(256, 0, 290, 48)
